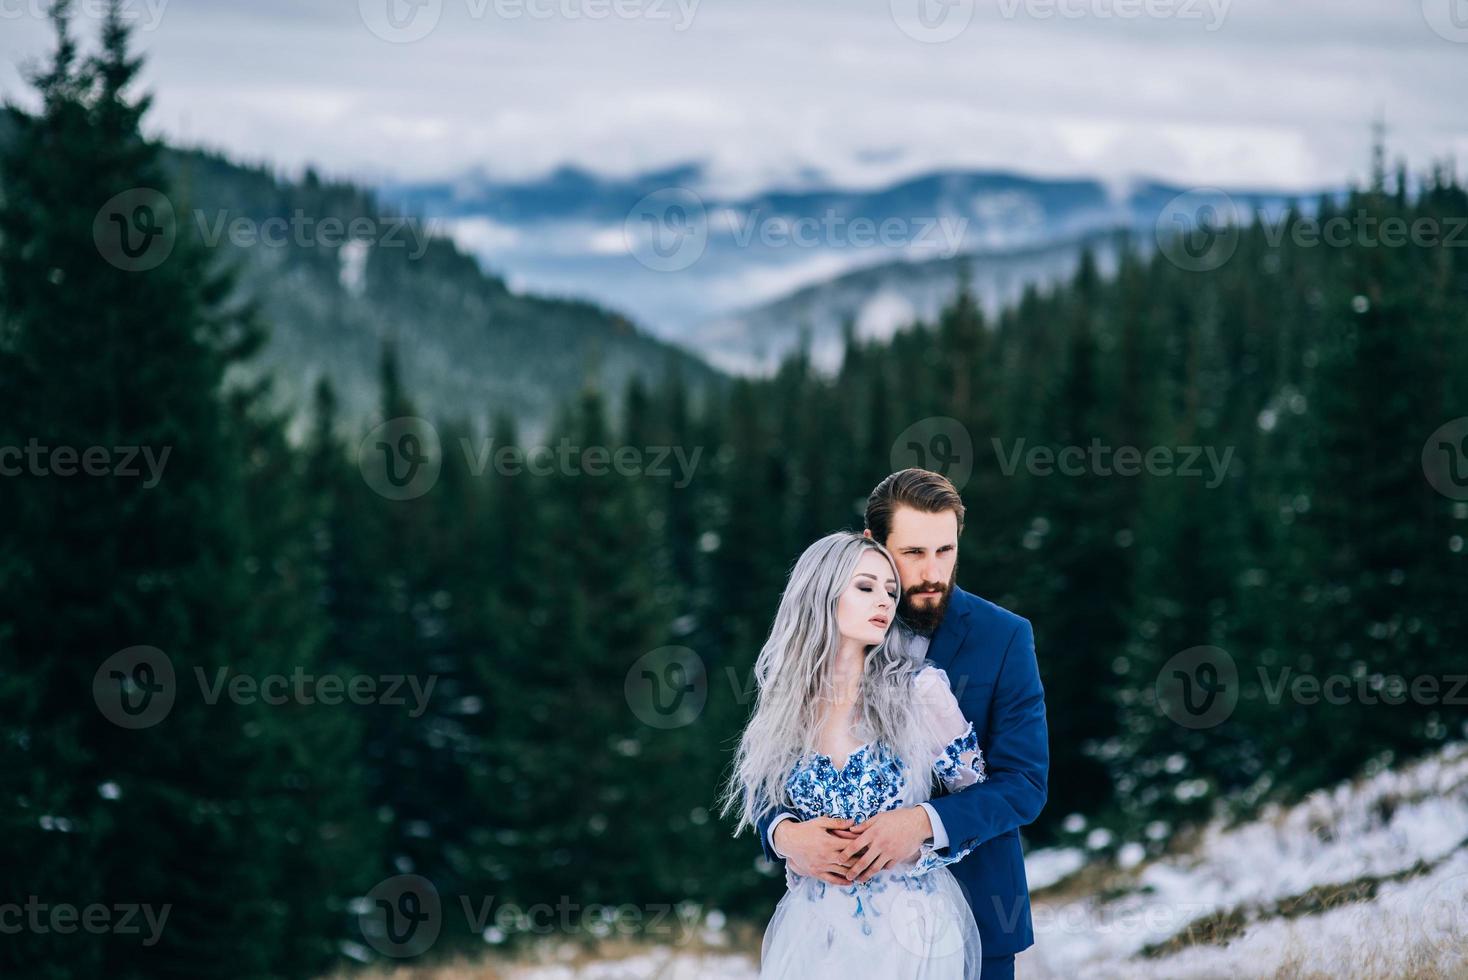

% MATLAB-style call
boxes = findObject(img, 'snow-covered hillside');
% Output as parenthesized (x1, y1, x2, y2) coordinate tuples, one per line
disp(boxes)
(1020, 742, 1468, 978)
(338, 743, 1468, 980)
(690, 233, 1127, 376)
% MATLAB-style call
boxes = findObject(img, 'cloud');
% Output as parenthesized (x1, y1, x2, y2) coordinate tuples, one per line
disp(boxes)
(1, 0, 1463, 192)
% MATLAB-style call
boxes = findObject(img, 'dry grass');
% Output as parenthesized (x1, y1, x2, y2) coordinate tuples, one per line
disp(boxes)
(321, 957, 509, 980)
(1139, 860, 1437, 959)
(324, 916, 1467, 980)
(321, 929, 763, 980)
(1270, 939, 1468, 980)
(1030, 858, 1141, 905)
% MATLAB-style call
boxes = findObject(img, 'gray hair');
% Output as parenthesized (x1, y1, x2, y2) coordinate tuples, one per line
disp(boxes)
(721, 531, 934, 835)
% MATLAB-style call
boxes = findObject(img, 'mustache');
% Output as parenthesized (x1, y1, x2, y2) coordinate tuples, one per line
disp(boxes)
(904, 581, 949, 597)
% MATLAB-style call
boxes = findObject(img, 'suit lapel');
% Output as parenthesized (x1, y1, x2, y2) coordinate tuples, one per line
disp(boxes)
(923, 587, 973, 673)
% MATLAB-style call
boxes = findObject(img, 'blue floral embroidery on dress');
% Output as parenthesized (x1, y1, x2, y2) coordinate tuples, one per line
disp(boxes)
(786, 742, 908, 824)
(906, 722, 987, 878)
(782, 724, 986, 928)
(934, 723, 986, 790)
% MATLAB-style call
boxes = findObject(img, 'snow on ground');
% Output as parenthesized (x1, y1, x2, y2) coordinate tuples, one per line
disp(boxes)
(1023, 846, 1088, 892)
(359, 744, 1468, 980)
(1018, 848, 1468, 979)
(508, 949, 756, 980)
(1020, 742, 1468, 978)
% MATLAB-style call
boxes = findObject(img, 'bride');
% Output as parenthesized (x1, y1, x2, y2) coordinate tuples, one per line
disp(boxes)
(722, 531, 987, 979)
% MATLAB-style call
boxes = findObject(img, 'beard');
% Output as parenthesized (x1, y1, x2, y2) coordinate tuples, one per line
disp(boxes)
(897, 566, 957, 636)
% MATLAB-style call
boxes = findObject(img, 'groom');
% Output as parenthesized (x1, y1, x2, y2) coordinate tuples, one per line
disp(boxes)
(757, 468, 1049, 980)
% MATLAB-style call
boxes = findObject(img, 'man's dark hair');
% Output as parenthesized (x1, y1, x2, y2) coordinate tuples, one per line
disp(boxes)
(865, 468, 966, 544)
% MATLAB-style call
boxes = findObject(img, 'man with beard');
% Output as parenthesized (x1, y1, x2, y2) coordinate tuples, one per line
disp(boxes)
(758, 468, 1049, 980)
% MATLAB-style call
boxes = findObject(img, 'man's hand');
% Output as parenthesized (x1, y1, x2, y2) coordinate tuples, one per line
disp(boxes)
(838, 806, 933, 883)
(772, 817, 858, 886)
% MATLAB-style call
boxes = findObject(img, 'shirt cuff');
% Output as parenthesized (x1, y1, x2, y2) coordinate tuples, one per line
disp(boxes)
(768, 813, 797, 858)
(919, 802, 949, 851)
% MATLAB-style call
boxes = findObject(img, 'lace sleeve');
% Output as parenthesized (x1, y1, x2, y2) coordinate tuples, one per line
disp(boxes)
(933, 722, 987, 792)
(906, 666, 987, 877)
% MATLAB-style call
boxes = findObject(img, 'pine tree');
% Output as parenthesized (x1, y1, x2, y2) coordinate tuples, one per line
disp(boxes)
(0, 5, 372, 976)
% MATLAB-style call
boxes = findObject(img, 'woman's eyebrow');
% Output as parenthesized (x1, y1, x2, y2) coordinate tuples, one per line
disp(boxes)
(853, 572, 898, 589)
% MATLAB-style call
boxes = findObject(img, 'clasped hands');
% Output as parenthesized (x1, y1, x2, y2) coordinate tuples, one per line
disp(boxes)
(772, 806, 932, 886)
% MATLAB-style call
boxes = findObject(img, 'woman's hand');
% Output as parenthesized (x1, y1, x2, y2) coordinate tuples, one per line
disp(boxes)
(837, 806, 933, 883)
(772, 817, 859, 886)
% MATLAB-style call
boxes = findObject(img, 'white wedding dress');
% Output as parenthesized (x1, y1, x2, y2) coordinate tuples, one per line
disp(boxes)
(760, 664, 986, 979)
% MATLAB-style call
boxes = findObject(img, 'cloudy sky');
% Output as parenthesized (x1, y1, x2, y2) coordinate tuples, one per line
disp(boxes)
(3, 0, 1466, 196)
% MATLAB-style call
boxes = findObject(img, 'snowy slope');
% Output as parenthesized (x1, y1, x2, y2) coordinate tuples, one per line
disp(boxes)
(1020, 742, 1468, 978)
(341, 743, 1468, 980)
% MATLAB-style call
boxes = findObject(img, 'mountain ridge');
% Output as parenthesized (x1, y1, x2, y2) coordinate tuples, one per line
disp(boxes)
(380, 159, 1332, 356)
(0, 110, 723, 440)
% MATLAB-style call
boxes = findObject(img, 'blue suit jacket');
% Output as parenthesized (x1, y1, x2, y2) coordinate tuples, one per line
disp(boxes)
(756, 586, 1049, 956)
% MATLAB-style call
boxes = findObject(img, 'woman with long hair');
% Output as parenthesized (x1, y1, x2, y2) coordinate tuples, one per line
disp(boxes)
(722, 531, 987, 978)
